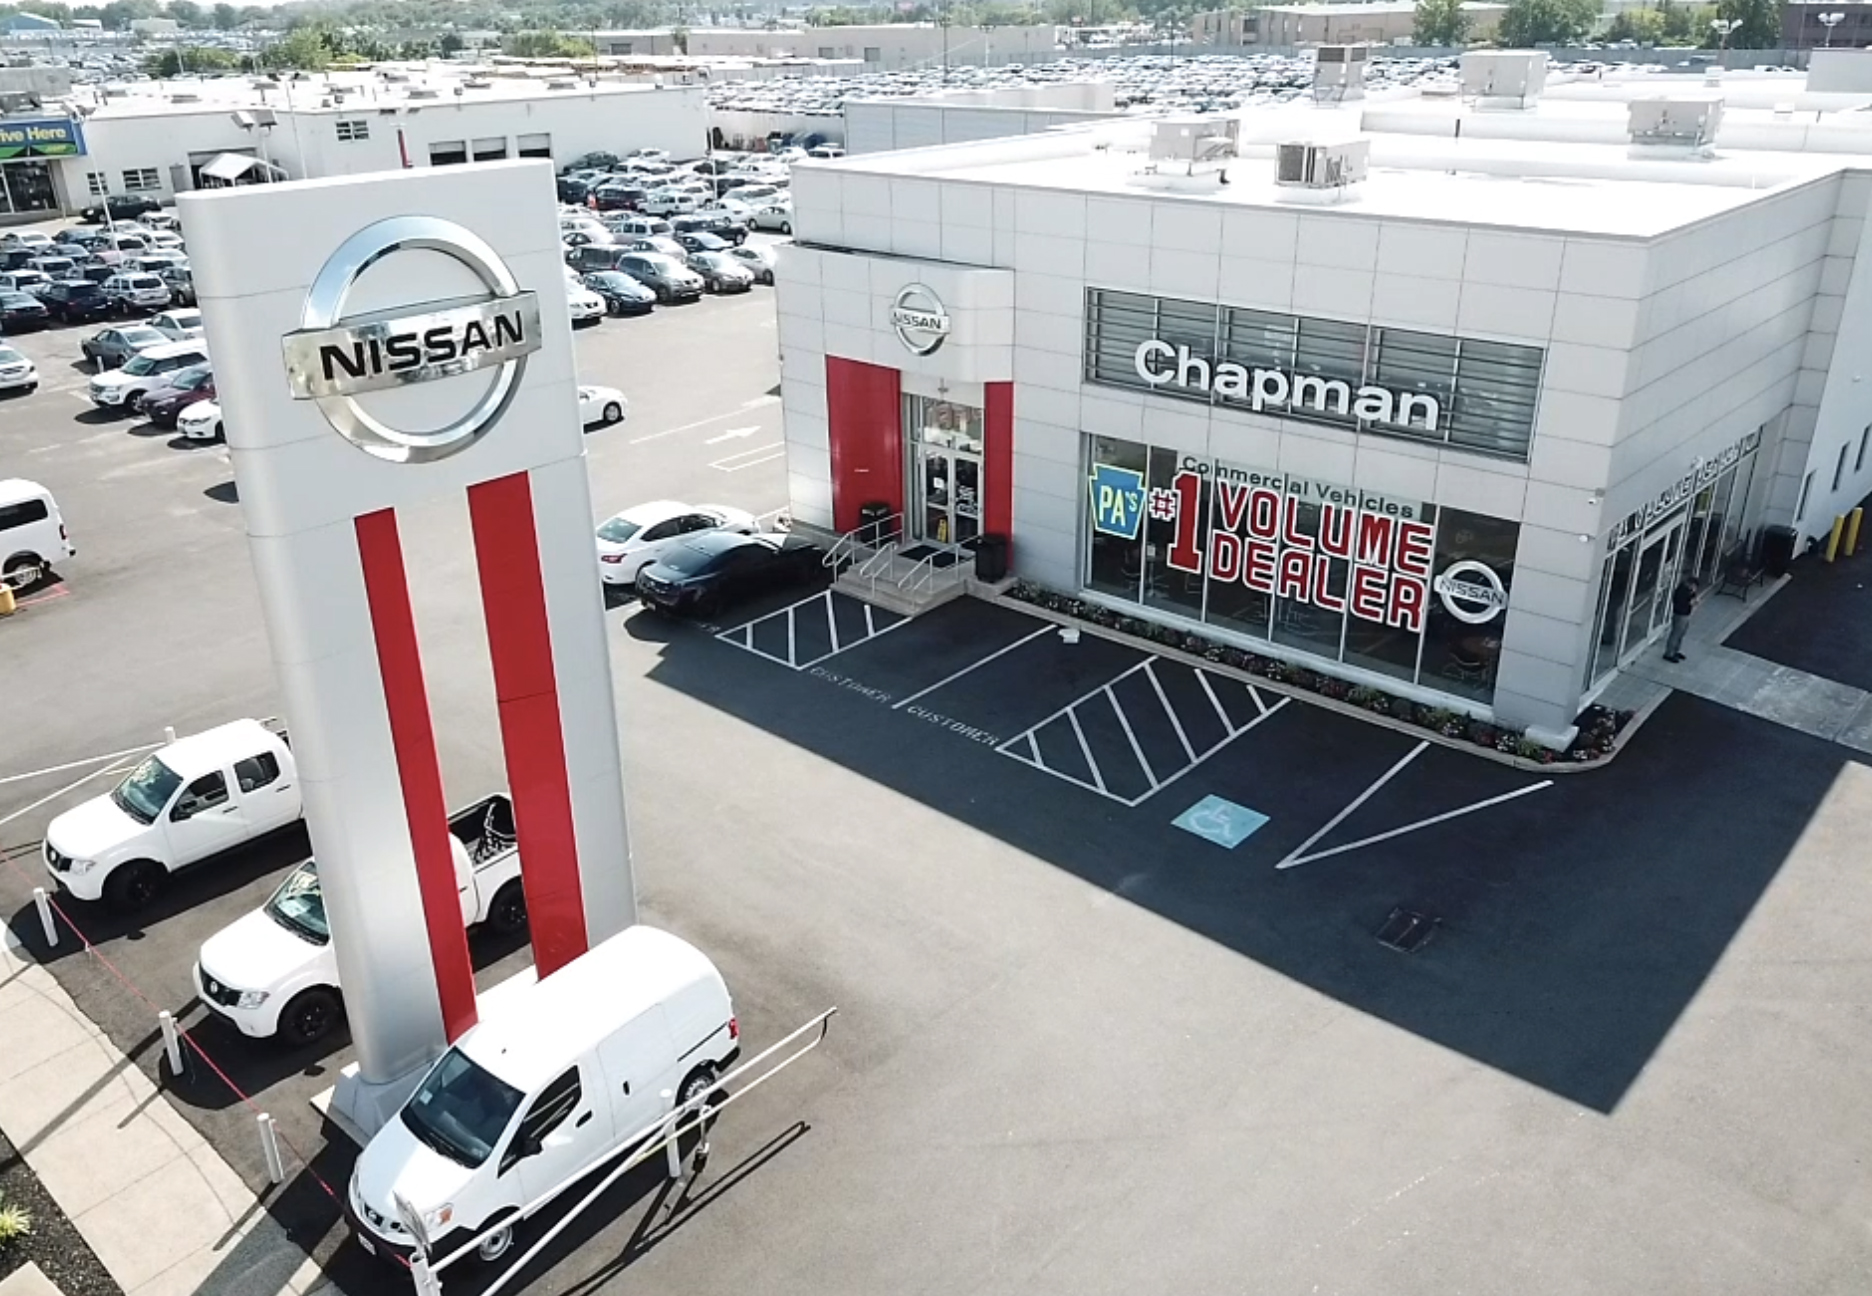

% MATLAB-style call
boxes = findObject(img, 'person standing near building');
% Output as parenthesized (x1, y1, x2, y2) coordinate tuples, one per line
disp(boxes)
(1664, 577, 1699, 662)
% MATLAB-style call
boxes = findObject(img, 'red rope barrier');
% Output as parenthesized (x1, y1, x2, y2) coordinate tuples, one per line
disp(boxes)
(1, 844, 341, 1206)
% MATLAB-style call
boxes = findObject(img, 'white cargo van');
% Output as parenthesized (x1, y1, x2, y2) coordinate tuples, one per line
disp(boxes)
(0, 479, 74, 590)
(194, 795, 529, 1046)
(347, 926, 739, 1265)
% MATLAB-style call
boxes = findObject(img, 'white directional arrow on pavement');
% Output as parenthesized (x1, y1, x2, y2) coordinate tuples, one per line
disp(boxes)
(704, 425, 764, 444)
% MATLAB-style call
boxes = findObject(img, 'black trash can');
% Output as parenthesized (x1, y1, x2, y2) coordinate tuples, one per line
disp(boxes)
(857, 500, 894, 541)
(974, 534, 1010, 583)
(1761, 524, 1797, 578)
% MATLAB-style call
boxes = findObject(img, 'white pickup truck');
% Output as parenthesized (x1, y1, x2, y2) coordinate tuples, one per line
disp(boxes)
(193, 795, 528, 1047)
(43, 719, 301, 911)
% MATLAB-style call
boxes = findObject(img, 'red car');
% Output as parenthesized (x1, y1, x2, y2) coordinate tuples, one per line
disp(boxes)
(137, 362, 215, 427)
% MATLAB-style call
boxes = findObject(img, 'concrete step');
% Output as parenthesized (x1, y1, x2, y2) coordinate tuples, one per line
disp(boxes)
(833, 570, 969, 618)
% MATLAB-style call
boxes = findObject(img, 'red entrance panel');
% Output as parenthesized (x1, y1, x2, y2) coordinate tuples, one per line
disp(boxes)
(984, 380, 1013, 542)
(825, 356, 903, 533)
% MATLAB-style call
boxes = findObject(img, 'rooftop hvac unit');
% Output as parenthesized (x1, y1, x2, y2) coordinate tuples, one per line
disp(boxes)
(407, 87, 441, 99)
(1275, 138, 1370, 193)
(547, 78, 580, 89)
(1148, 116, 1240, 173)
(1628, 96, 1723, 151)
(1313, 45, 1368, 103)
(1459, 50, 1548, 107)
(169, 92, 201, 103)
(464, 77, 491, 88)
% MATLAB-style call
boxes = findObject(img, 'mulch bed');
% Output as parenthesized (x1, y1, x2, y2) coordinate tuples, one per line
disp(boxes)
(0, 1129, 122, 1296)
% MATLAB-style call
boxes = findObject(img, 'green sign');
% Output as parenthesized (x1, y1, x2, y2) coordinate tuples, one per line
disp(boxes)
(0, 118, 86, 160)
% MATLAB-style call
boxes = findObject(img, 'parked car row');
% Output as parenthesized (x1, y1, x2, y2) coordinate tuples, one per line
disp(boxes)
(0, 217, 193, 331)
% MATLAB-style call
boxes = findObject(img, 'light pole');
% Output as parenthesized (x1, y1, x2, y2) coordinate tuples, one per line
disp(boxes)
(1711, 16, 1740, 51)
(1818, 11, 1845, 46)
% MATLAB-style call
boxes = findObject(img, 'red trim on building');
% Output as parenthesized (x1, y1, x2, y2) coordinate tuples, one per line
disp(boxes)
(353, 508, 478, 1043)
(984, 380, 1014, 550)
(466, 472, 590, 979)
(825, 356, 903, 533)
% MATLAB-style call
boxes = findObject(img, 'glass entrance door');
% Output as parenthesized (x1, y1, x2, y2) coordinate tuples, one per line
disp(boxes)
(904, 393, 985, 547)
(1620, 515, 1686, 661)
(914, 443, 981, 545)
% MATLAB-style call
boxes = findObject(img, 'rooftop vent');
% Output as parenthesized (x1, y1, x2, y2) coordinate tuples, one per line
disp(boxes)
(464, 77, 491, 88)
(1313, 45, 1368, 103)
(546, 78, 580, 89)
(1460, 50, 1547, 109)
(406, 87, 441, 99)
(169, 91, 201, 103)
(1628, 95, 1723, 152)
(1274, 138, 1369, 200)
(1148, 116, 1239, 171)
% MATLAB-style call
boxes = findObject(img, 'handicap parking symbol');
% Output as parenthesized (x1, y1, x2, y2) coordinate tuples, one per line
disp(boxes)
(1172, 795, 1269, 850)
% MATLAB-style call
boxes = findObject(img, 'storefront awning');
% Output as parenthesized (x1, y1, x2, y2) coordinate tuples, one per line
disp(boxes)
(200, 152, 269, 182)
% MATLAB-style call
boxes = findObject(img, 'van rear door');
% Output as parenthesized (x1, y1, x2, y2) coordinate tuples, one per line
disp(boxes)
(595, 1008, 678, 1144)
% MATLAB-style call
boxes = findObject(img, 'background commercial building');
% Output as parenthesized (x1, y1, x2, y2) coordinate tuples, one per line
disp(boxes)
(1256, 1, 1507, 46)
(687, 23, 1063, 69)
(772, 63, 1872, 739)
(11, 71, 706, 218)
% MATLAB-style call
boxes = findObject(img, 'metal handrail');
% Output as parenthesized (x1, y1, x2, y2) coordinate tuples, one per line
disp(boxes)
(856, 541, 899, 585)
(897, 550, 972, 598)
(822, 511, 903, 571)
(418, 1007, 839, 1294)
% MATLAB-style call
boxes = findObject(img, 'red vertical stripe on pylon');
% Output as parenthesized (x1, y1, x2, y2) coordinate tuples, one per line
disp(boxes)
(466, 472, 590, 978)
(353, 508, 478, 1042)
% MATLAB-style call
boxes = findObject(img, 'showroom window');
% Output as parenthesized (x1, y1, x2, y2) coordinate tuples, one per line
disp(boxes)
(122, 168, 161, 192)
(1083, 435, 1518, 704)
(1085, 289, 1547, 462)
(335, 118, 370, 142)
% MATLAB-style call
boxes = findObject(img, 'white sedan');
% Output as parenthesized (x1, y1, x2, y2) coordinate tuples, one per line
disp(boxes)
(579, 385, 628, 428)
(177, 398, 223, 442)
(748, 203, 793, 234)
(148, 308, 204, 340)
(568, 284, 606, 325)
(594, 501, 758, 585)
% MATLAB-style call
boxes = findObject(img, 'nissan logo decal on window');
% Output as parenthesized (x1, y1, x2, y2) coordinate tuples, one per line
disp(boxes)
(890, 283, 951, 357)
(280, 215, 542, 464)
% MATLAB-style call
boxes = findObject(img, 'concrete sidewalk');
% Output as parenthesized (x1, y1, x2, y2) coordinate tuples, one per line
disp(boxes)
(0, 927, 333, 1296)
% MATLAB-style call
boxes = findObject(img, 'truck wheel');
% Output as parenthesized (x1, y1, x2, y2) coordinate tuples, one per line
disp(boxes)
(487, 880, 528, 936)
(103, 860, 163, 912)
(280, 988, 342, 1047)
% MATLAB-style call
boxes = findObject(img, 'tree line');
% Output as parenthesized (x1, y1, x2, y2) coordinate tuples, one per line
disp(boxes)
(1414, 0, 1783, 48)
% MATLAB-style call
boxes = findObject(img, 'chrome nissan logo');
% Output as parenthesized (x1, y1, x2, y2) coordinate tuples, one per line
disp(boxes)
(280, 215, 541, 464)
(889, 283, 950, 357)
(1433, 560, 1508, 625)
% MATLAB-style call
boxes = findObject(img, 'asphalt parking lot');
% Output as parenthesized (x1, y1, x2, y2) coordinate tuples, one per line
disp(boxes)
(9, 263, 1872, 1295)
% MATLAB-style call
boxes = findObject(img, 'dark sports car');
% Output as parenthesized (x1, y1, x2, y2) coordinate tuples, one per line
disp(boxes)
(635, 532, 824, 616)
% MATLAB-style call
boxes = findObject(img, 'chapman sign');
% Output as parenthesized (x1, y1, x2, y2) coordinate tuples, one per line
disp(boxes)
(1090, 458, 1507, 634)
(1133, 340, 1440, 432)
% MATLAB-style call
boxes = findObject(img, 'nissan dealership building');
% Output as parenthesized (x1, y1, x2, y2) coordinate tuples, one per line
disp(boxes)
(772, 66, 1872, 739)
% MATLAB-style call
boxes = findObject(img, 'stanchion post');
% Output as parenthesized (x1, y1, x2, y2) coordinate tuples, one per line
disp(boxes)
(661, 1089, 682, 1180)
(410, 1250, 443, 1296)
(158, 1010, 182, 1076)
(1848, 507, 1865, 557)
(1826, 514, 1845, 562)
(257, 1112, 285, 1184)
(163, 726, 176, 743)
(693, 1100, 712, 1175)
(31, 888, 56, 947)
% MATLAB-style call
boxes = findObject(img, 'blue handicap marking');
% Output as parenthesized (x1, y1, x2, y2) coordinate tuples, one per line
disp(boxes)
(1089, 463, 1147, 540)
(1172, 795, 1269, 850)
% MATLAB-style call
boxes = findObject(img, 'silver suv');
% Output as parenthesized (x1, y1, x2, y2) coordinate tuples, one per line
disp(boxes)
(102, 272, 173, 314)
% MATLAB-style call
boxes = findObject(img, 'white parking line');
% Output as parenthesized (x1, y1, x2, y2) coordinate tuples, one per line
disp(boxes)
(0, 742, 161, 787)
(1277, 742, 1429, 868)
(998, 657, 1285, 807)
(717, 588, 908, 671)
(0, 761, 138, 833)
(1278, 781, 1554, 870)
(628, 394, 779, 445)
(891, 625, 1053, 712)
(709, 442, 784, 472)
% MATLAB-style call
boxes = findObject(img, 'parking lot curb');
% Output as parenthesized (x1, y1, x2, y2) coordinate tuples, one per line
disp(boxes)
(985, 593, 1634, 775)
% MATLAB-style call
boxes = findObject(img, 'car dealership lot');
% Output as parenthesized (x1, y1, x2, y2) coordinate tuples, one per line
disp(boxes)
(7, 270, 1872, 1296)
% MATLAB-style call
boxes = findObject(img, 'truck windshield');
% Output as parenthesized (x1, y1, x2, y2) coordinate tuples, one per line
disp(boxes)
(263, 863, 328, 944)
(400, 1048, 524, 1169)
(111, 756, 181, 825)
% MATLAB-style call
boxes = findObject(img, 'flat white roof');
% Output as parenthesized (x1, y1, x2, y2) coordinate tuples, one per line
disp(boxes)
(825, 71, 1872, 239)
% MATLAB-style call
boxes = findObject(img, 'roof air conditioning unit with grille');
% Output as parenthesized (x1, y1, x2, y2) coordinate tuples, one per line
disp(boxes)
(1459, 50, 1548, 108)
(1148, 116, 1239, 170)
(1274, 138, 1369, 201)
(1628, 95, 1723, 154)
(1313, 45, 1368, 103)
